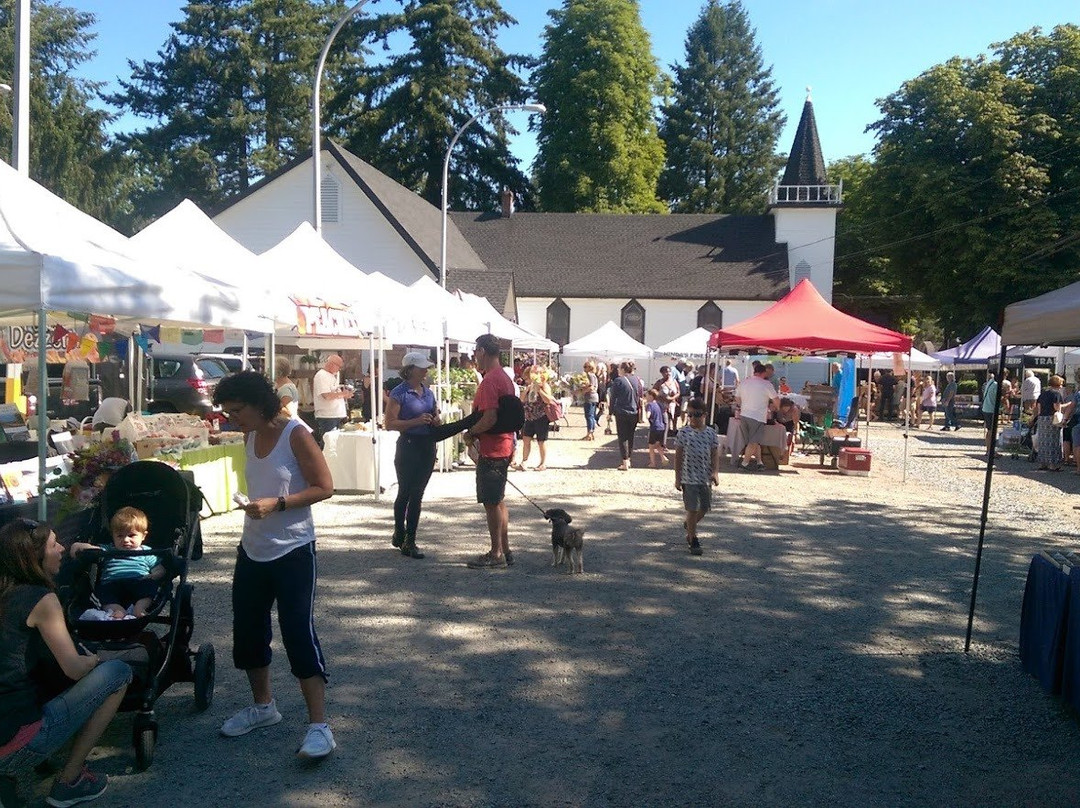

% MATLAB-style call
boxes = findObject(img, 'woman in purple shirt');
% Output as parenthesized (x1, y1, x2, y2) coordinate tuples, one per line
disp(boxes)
(385, 352, 442, 559)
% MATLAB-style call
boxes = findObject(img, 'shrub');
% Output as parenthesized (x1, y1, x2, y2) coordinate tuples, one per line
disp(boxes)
(957, 379, 978, 394)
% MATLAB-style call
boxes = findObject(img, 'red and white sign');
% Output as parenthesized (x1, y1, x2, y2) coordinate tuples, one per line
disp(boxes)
(292, 298, 363, 338)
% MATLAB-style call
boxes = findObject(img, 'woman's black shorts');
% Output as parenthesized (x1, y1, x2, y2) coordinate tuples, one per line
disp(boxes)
(522, 416, 549, 441)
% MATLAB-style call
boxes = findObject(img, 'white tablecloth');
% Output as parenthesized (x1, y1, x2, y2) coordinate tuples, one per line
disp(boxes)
(322, 429, 397, 493)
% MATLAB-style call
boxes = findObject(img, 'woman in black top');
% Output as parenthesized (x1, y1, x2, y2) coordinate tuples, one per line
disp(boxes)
(0, 520, 131, 806)
(1036, 375, 1066, 470)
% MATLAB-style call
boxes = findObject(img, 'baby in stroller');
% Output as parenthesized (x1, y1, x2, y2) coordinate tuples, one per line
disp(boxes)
(70, 507, 166, 619)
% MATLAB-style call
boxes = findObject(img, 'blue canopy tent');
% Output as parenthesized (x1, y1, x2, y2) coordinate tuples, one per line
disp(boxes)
(932, 326, 1001, 365)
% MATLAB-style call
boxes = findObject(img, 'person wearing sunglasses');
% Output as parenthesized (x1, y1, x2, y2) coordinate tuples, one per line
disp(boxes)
(0, 519, 132, 807)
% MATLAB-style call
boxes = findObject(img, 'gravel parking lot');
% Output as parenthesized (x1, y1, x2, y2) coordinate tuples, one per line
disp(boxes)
(13, 412, 1080, 807)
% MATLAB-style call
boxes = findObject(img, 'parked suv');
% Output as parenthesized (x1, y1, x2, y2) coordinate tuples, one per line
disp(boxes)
(146, 354, 233, 416)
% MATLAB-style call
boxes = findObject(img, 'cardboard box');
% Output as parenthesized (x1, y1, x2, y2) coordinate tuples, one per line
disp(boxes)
(838, 447, 871, 476)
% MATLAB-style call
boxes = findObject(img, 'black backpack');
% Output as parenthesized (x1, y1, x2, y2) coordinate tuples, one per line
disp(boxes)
(491, 394, 526, 433)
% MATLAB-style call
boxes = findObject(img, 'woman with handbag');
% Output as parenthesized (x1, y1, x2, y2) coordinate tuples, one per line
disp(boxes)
(515, 364, 556, 471)
(1036, 375, 1065, 471)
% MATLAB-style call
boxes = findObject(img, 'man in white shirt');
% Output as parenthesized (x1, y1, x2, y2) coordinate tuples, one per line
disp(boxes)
(735, 362, 780, 471)
(313, 354, 351, 446)
(1021, 369, 1041, 416)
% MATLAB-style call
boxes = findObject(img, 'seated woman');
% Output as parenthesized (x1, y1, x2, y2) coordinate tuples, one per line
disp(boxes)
(0, 519, 131, 807)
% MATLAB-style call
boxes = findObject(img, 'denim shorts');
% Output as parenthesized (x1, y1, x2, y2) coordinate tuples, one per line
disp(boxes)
(0, 658, 131, 774)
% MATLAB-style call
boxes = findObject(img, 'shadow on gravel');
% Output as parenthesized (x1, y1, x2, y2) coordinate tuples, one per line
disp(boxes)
(41, 481, 1080, 808)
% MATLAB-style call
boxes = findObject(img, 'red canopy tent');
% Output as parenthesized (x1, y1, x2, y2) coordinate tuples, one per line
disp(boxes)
(708, 279, 912, 354)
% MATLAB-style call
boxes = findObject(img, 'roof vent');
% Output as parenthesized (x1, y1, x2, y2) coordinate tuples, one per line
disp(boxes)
(793, 259, 812, 286)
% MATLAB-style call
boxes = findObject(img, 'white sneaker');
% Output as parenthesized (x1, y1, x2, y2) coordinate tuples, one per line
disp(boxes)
(297, 724, 336, 759)
(220, 701, 282, 737)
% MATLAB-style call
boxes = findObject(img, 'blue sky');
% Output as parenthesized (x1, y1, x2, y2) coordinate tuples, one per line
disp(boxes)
(70, 0, 1079, 167)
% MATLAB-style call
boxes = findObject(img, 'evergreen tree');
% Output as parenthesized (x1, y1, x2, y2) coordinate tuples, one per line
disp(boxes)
(111, 0, 353, 222)
(658, 0, 784, 214)
(330, 0, 531, 211)
(532, 0, 666, 213)
(0, 0, 133, 228)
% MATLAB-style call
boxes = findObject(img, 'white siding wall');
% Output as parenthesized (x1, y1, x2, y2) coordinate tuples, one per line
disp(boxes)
(213, 154, 432, 286)
(770, 207, 838, 302)
(518, 297, 772, 349)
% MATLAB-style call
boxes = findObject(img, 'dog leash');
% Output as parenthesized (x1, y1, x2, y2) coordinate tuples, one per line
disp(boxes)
(504, 475, 548, 517)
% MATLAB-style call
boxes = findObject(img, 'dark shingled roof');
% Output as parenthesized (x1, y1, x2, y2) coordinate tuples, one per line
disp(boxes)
(780, 99, 827, 187)
(446, 268, 516, 319)
(449, 212, 789, 300)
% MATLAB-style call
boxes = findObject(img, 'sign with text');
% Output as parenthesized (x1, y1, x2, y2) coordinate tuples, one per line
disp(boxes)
(293, 298, 363, 338)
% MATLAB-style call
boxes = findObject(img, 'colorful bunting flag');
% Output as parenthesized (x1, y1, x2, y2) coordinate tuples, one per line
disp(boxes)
(181, 330, 202, 345)
(203, 329, 224, 344)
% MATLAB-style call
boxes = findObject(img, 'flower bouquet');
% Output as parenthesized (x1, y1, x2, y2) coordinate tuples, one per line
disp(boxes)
(44, 437, 137, 518)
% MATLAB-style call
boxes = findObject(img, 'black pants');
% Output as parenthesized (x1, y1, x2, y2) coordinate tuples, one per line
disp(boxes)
(615, 413, 639, 460)
(393, 434, 437, 538)
(232, 542, 326, 681)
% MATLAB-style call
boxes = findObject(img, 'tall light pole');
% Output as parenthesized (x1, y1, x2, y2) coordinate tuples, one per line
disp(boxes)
(440, 103, 546, 288)
(312, 0, 370, 234)
(13, 0, 30, 174)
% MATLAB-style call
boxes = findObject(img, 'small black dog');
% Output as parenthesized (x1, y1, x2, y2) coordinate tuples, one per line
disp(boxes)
(544, 508, 584, 573)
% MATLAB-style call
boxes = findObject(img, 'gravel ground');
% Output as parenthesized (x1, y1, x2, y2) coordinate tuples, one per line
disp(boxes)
(13, 411, 1080, 807)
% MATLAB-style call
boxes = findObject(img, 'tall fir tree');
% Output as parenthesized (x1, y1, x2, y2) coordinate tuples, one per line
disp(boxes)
(532, 0, 666, 213)
(658, 0, 784, 214)
(329, 0, 531, 211)
(111, 0, 352, 223)
(0, 0, 133, 229)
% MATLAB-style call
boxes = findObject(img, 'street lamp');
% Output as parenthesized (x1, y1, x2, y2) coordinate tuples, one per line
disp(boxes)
(312, 0, 370, 234)
(440, 103, 546, 289)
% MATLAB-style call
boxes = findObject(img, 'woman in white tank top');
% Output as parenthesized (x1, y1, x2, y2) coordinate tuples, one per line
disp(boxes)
(212, 372, 337, 760)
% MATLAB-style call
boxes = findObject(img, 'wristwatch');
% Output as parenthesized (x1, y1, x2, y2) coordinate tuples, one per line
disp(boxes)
(276, 496, 287, 512)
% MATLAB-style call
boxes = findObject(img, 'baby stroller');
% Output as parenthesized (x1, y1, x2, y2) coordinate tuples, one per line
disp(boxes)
(63, 461, 215, 770)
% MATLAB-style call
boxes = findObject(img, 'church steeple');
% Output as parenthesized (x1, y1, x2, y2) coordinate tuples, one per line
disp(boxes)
(768, 89, 842, 302)
(770, 89, 840, 205)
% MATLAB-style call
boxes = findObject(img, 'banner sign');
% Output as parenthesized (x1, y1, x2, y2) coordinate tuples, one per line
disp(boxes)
(293, 298, 363, 338)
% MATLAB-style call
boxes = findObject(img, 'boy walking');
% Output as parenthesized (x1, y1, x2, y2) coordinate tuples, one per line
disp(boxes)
(675, 401, 720, 556)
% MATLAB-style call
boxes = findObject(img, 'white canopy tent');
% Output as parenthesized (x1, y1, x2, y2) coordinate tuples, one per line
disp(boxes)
(654, 327, 711, 357)
(0, 162, 262, 330)
(0, 161, 269, 516)
(408, 277, 488, 343)
(561, 321, 654, 370)
(867, 347, 941, 372)
(455, 291, 558, 351)
(256, 222, 381, 329)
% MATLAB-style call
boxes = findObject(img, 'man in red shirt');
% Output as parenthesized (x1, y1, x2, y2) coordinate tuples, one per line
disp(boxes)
(463, 334, 515, 568)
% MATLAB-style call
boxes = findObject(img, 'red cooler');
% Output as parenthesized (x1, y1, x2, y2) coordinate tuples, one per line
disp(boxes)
(838, 447, 871, 476)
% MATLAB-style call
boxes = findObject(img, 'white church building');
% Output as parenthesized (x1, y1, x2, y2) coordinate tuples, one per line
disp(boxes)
(212, 96, 841, 350)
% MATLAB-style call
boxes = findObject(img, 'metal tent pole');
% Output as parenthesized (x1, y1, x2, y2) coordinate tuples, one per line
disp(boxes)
(965, 348, 1008, 652)
(36, 309, 47, 520)
(902, 349, 912, 483)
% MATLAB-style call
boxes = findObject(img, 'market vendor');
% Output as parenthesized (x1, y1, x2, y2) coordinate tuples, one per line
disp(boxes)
(312, 355, 352, 447)
(91, 397, 130, 433)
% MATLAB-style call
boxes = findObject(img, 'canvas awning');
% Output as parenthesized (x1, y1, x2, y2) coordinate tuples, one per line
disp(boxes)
(561, 321, 653, 359)
(708, 280, 912, 354)
(931, 326, 1002, 365)
(655, 327, 712, 357)
(1002, 280, 1080, 346)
